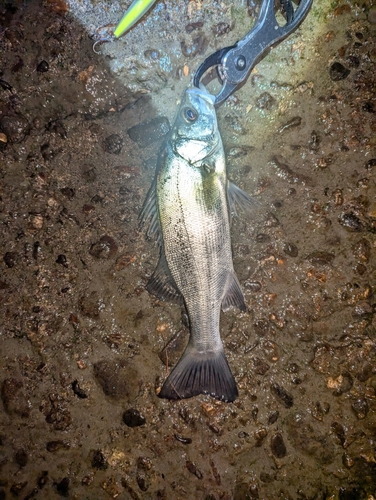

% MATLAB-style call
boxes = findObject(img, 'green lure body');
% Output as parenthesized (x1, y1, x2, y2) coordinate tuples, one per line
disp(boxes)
(114, 0, 158, 38)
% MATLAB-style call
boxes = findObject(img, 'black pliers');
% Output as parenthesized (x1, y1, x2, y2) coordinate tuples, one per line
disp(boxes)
(193, 0, 313, 107)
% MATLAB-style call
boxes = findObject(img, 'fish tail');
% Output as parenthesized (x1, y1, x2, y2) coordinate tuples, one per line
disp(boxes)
(158, 346, 238, 402)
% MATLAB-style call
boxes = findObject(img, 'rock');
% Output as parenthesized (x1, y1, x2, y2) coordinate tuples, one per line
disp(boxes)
(37, 60, 49, 72)
(0, 113, 29, 143)
(1, 379, 31, 417)
(283, 243, 298, 257)
(227, 145, 255, 159)
(93, 359, 140, 401)
(3, 251, 17, 268)
(270, 383, 293, 408)
(79, 291, 101, 318)
(128, 116, 170, 147)
(181, 34, 208, 58)
(254, 428, 267, 447)
(89, 235, 118, 259)
(329, 62, 350, 81)
(123, 408, 146, 427)
(270, 433, 287, 458)
(46, 440, 69, 452)
(278, 116, 302, 134)
(255, 92, 276, 110)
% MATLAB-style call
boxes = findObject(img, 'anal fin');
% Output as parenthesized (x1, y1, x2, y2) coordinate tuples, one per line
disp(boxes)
(222, 272, 246, 312)
(147, 250, 183, 304)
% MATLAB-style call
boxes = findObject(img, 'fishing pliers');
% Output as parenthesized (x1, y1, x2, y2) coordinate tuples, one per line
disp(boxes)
(193, 0, 313, 107)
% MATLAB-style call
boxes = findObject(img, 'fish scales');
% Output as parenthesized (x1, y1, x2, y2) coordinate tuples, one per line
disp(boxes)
(140, 85, 256, 402)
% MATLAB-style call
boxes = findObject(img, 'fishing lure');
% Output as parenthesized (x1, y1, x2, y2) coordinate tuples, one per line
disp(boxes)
(93, 0, 158, 53)
(114, 0, 158, 38)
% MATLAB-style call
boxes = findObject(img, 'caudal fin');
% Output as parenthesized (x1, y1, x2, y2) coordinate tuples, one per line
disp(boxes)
(158, 347, 238, 402)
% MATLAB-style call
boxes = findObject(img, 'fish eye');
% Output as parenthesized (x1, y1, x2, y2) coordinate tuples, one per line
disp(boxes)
(182, 107, 198, 123)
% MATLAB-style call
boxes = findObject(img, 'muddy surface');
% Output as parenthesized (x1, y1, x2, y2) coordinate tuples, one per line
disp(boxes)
(0, 0, 375, 499)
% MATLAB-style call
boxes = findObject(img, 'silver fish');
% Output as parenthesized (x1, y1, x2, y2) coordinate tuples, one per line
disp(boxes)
(140, 85, 256, 402)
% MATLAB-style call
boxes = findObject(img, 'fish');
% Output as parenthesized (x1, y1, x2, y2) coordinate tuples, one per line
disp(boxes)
(114, 0, 158, 38)
(140, 85, 256, 402)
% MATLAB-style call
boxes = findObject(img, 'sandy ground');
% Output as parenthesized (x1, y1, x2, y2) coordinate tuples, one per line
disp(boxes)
(0, 0, 375, 498)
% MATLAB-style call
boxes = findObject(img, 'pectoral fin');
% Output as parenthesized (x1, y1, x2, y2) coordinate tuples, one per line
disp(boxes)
(222, 272, 246, 312)
(147, 250, 183, 304)
(227, 181, 259, 216)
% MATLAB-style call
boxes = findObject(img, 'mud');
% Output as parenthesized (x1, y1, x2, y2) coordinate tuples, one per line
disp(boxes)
(0, 0, 375, 499)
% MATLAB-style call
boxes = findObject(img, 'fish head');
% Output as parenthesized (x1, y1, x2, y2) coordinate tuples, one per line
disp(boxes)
(172, 86, 219, 164)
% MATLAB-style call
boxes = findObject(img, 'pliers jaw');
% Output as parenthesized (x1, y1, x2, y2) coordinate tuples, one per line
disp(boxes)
(194, 0, 313, 107)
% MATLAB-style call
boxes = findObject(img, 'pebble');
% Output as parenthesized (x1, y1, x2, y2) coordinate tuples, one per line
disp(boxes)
(286, 412, 334, 464)
(122, 408, 146, 427)
(174, 434, 192, 444)
(352, 238, 371, 262)
(305, 251, 335, 266)
(251, 357, 270, 375)
(159, 329, 188, 366)
(0, 113, 29, 143)
(91, 449, 108, 470)
(212, 22, 232, 37)
(1, 378, 31, 417)
(255, 92, 276, 110)
(102, 134, 124, 154)
(185, 22, 204, 33)
(0, 132, 7, 149)
(270, 383, 294, 408)
(227, 145, 254, 158)
(181, 34, 208, 58)
(14, 449, 28, 467)
(329, 62, 350, 81)
(254, 428, 268, 447)
(79, 291, 101, 318)
(268, 411, 279, 425)
(3, 251, 17, 268)
(278, 116, 302, 134)
(144, 49, 160, 60)
(369, 6, 376, 23)
(128, 116, 170, 147)
(56, 254, 68, 267)
(89, 235, 118, 259)
(93, 358, 139, 401)
(81, 164, 97, 182)
(71, 380, 88, 399)
(56, 477, 69, 497)
(338, 212, 363, 232)
(351, 398, 369, 419)
(185, 460, 203, 479)
(46, 119, 67, 139)
(45, 395, 72, 431)
(270, 433, 287, 458)
(60, 187, 75, 199)
(46, 440, 69, 452)
(283, 243, 298, 257)
(37, 60, 49, 72)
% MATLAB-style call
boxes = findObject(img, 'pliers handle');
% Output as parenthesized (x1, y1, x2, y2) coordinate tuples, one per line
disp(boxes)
(193, 0, 313, 107)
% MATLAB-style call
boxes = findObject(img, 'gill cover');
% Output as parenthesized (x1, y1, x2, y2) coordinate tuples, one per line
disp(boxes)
(172, 86, 218, 164)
